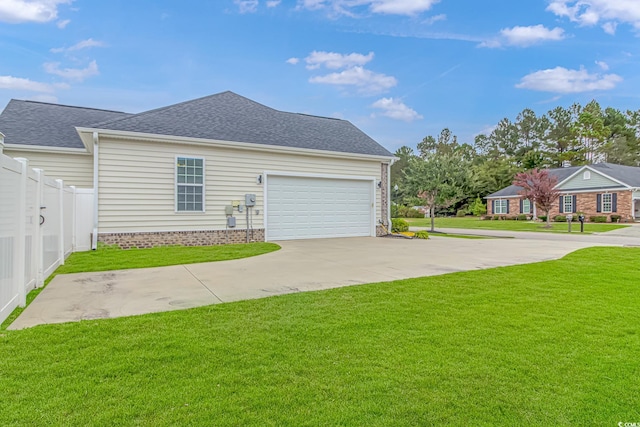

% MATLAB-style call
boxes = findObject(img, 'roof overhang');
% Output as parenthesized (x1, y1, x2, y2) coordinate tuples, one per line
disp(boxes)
(76, 127, 395, 163)
(3, 143, 90, 155)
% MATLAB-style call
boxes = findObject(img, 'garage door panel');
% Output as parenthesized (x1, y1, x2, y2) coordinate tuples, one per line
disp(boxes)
(267, 175, 373, 241)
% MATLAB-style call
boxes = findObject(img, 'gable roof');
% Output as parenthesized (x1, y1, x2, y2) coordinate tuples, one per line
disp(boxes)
(0, 99, 130, 150)
(89, 91, 393, 157)
(486, 163, 640, 198)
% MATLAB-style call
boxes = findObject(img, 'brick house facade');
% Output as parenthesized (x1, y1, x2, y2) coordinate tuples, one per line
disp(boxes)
(486, 164, 640, 222)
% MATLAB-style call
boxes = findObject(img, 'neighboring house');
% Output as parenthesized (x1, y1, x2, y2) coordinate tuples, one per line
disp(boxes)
(0, 100, 130, 188)
(486, 163, 640, 222)
(1, 91, 395, 247)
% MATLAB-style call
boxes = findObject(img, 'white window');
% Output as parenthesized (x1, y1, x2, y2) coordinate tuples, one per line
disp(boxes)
(602, 193, 612, 213)
(494, 199, 508, 214)
(563, 195, 573, 213)
(583, 171, 591, 180)
(176, 157, 204, 212)
(522, 199, 531, 214)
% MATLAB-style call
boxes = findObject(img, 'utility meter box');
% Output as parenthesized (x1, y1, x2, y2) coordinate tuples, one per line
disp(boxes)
(227, 217, 236, 228)
(224, 205, 234, 215)
(245, 193, 256, 207)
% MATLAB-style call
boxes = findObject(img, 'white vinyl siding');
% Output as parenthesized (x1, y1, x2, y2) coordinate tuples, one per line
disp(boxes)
(176, 157, 204, 212)
(3, 149, 93, 188)
(494, 199, 507, 214)
(97, 137, 383, 233)
(602, 193, 612, 213)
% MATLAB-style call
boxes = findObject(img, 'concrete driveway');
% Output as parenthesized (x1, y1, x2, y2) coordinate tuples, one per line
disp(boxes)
(9, 236, 610, 330)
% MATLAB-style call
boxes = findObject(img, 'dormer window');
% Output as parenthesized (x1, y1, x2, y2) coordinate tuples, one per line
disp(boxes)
(583, 171, 591, 180)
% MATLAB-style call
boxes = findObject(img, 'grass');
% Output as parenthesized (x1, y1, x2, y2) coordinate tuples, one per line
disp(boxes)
(1, 247, 639, 425)
(0, 243, 280, 330)
(406, 216, 629, 233)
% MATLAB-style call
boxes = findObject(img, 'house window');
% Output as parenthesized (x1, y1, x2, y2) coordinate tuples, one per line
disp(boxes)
(494, 199, 508, 214)
(563, 195, 573, 214)
(176, 157, 204, 212)
(522, 199, 531, 214)
(602, 193, 612, 213)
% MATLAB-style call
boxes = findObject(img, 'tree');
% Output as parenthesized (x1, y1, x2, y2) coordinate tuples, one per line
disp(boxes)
(512, 169, 560, 228)
(404, 153, 469, 232)
(390, 146, 415, 192)
(469, 197, 487, 217)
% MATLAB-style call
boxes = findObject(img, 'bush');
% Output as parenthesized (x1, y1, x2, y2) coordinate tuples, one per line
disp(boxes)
(554, 215, 567, 222)
(470, 197, 487, 217)
(610, 215, 621, 223)
(414, 230, 429, 239)
(517, 214, 528, 221)
(505, 215, 517, 220)
(482, 215, 493, 221)
(456, 209, 466, 217)
(493, 215, 501, 220)
(396, 205, 424, 218)
(538, 216, 547, 222)
(390, 204, 399, 218)
(590, 216, 607, 223)
(391, 218, 409, 232)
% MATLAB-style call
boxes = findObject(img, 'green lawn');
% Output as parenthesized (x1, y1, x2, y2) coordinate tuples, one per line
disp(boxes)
(406, 216, 629, 233)
(1, 247, 639, 425)
(1, 243, 280, 330)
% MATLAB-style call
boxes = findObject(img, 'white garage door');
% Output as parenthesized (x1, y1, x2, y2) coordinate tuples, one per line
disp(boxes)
(266, 175, 373, 241)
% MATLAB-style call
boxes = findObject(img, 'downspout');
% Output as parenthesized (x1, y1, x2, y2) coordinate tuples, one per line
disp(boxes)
(91, 132, 99, 250)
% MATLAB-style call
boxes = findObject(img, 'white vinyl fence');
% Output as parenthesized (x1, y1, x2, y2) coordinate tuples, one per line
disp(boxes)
(0, 141, 93, 324)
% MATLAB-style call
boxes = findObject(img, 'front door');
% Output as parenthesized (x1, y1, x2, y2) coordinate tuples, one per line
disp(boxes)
(635, 200, 640, 221)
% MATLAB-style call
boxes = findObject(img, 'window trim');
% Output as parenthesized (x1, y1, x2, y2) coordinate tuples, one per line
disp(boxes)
(583, 171, 591, 180)
(563, 195, 573, 214)
(494, 199, 508, 215)
(522, 199, 531, 214)
(601, 193, 612, 213)
(175, 155, 206, 213)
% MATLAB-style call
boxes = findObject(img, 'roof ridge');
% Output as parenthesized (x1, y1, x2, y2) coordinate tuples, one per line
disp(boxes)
(89, 90, 249, 128)
(11, 99, 129, 114)
(294, 112, 343, 121)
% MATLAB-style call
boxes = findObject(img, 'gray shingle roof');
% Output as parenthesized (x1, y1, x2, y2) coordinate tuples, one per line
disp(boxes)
(486, 163, 640, 198)
(0, 100, 130, 149)
(91, 91, 392, 157)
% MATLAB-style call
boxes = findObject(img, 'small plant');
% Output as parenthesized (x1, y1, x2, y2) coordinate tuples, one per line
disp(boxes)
(493, 215, 501, 220)
(456, 209, 466, 217)
(482, 215, 493, 221)
(590, 216, 607, 223)
(516, 214, 527, 221)
(554, 215, 567, 222)
(610, 215, 621, 223)
(391, 218, 409, 232)
(414, 230, 429, 239)
(538, 215, 547, 222)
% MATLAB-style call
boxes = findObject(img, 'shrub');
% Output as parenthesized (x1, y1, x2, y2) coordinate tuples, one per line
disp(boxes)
(517, 214, 528, 221)
(554, 215, 567, 222)
(414, 230, 429, 239)
(390, 204, 399, 218)
(505, 215, 517, 220)
(482, 215, 493, 221)
(538, 215, 547, 222)
(589, 216, 607, 223)
(470, 197, 487, 217)
(610, 215, 621, 223)
(493, 215, 501, 220)
(456, 209, 466, 217)
(397, 206, 424, 218)
(391, 218, 409, 232)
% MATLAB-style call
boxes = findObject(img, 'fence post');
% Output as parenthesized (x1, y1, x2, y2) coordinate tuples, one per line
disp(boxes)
(14, 158, 28, 307)
(34, 168, 44, 287)
(71, 186, 77, 252)
(56, 179, 65, 266)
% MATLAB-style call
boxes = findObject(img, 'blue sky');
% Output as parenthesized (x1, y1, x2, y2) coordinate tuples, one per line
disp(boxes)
(1, 0, 640, 153)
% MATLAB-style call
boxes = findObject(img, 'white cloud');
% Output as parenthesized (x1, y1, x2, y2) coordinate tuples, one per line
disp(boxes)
(56, 18, 69, 28)
(266, 0, 281, 6)
(595, 60, 609, 70)
(480, 25, 565, 48)
(234, 0, 258, 13)
(309, 66, 397, 94)
(50, 38, 104, 53)
(43, 60, 99, 81)
(305, 51, 374, 70)
(286, 57, 300, 65)
(547, 0, 640, 32)
(422, 13, 446, 25)
(0, 75, 68, 92)
(0, 0, 72, 23)
(516, 66, 622, 93)
(371, 97, 422, 122)
(296, 0, 439, 16)
(29, 94, 59, 103)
